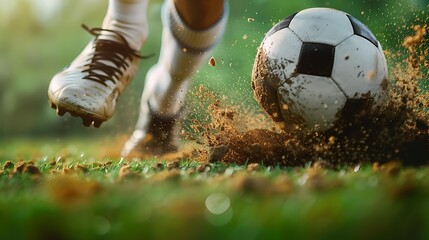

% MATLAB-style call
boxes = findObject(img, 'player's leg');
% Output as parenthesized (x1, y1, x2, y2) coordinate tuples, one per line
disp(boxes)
(121, 0, 228, 156)
(174, 0, 224, 30)
(48, 0, 149, 127)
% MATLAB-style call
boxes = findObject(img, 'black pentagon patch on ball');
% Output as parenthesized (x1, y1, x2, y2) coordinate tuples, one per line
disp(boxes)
(297, 43, 335, 77)
(265, 12, 298, 39)
(347, 15, 378, 47)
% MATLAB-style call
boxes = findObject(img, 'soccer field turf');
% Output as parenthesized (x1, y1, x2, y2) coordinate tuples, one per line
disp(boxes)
(1, 1, 428, 239)
(1, 138, 428, 240)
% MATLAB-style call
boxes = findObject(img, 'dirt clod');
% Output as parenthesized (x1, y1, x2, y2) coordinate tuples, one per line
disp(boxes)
(233, 174, 271, 194)
(207, 145, 230, 163)
(208, 56, 216, 67)
(154, 162, 165, 171)
(24, 165, 41, 176)
(2, 161, 14, 172)
(247, 163, 260, 172)
(14, 162, 27, 174)
(167, 160, 181, 170)
(372, 161, 402, 177)
(150, 171, 181, 183)
(75, 165, 89, 173)
(118, 165, 141, 181)
(197, 163, 211, 173)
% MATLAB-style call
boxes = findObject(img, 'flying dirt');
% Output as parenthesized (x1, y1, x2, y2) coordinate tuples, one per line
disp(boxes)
(187, 25, 429, 168)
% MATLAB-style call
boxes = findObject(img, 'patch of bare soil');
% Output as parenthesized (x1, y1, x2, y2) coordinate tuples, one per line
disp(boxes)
(188, 25, 429, 167)
(48, 176, 103, 205)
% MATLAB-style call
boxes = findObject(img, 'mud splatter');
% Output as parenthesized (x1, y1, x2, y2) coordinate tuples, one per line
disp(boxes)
(189, 25, 429, 167)
(208, 56, 216, 67)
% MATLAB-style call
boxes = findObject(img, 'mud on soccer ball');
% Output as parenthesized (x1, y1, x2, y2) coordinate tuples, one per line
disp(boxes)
(252, 7, 388, 132)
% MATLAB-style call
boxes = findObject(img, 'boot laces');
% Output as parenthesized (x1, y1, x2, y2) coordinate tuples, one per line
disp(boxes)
(80, 24, 151, 86)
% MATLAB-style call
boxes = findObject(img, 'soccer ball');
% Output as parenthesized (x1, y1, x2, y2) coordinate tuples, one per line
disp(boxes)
(252, 8, 388, 132)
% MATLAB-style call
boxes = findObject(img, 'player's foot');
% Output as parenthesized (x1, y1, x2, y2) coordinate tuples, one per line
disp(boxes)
(48, 24, 148, 127)
(121, 101, 180, 157)
(122, 0, 228, 156)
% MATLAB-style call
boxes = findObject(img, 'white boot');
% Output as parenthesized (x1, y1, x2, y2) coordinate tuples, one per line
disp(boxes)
(122, 0, 228, 156)
(48, 0, 149, 127)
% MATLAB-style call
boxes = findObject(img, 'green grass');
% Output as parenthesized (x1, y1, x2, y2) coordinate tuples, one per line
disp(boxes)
(1, 1, 429, 239)
(1, 139, 429, 240)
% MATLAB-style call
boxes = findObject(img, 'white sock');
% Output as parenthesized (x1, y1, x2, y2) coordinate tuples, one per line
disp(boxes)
(144, 0, 229, 116)
(102, 0, 149, 50)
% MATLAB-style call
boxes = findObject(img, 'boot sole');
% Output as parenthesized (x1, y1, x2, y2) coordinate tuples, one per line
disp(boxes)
(48, 92, 107, 128)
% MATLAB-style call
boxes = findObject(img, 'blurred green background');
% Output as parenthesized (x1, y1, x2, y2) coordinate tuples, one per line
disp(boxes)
(0, 0, 427, 140)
